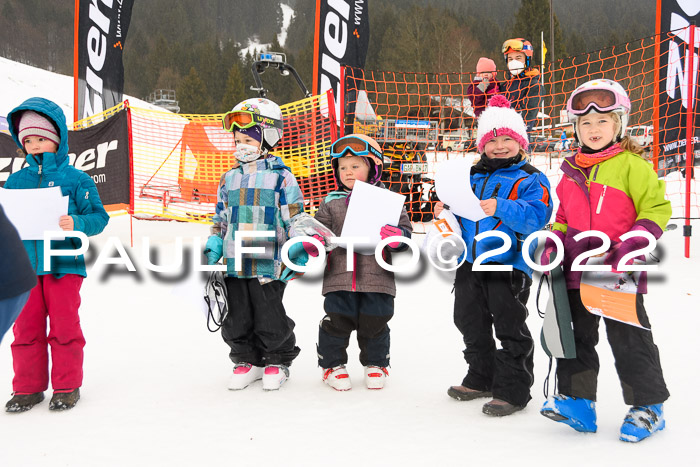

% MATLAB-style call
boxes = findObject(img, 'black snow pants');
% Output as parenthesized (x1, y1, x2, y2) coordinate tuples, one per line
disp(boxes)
(555, 290, 669, 406)
(317, 291, 394, 369)
(453, 262, 534, 407)
(221, 277, 300, 367)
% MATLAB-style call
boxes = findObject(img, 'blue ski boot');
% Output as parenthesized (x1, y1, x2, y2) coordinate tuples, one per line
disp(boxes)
(540, 395, 597, 433)
(619, 404, 665, 443)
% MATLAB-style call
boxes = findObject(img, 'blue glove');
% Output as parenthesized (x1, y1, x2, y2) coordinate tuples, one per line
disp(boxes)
(204, 236, 223, 265)
(287, 242, 309, 266)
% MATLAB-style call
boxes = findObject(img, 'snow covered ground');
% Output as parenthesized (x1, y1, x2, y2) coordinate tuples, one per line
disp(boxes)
(0, 215, 698, 466)
(1, 52, 699, 465)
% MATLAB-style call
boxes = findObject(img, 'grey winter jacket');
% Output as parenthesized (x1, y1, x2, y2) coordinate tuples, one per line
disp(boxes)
(314, 193, 412, 297)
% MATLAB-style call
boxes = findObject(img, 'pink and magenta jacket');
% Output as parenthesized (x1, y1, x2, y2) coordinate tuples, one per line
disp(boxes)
(552, 150, 671, 291)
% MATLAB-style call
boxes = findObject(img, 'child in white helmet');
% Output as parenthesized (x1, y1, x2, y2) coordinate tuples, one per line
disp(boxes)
(204, 98, 305, 391)
(311, 134, 412, 391)
(539, 79, 671, 443)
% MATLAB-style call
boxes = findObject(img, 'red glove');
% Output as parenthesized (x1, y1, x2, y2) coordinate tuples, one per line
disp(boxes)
(302, 234, 324, 257)
(604, 225, 651, 271)
(380, 224, 403, 249)
(539, 230, 565, 274)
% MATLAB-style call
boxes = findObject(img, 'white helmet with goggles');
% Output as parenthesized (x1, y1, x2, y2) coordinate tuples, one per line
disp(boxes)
(567, 79, 631, 142)
(222, 98, 284, 152)
(330, 134, 383, 189)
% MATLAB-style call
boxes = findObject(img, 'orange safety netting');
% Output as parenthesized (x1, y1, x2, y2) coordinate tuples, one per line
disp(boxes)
(123, 91, 338, 223)
(343, 31, 700, 230)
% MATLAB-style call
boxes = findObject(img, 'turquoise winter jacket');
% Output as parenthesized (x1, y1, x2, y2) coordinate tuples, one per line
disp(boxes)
(5, 97, 109, 277)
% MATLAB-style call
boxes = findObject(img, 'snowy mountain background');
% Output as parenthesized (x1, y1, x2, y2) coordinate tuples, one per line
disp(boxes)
(0, 58, 699, 466)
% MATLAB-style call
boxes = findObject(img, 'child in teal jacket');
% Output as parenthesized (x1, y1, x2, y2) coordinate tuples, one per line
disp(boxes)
(4, 97, 109, 413)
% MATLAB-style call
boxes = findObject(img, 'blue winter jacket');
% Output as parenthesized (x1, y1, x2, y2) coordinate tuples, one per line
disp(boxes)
(5, 97, 109, 277)
(456, 157, 552, 277)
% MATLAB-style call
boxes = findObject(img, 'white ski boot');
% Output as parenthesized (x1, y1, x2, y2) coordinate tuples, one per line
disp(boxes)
(262, 365, 289, 391)
(322, 365, 352, 391)
(364, 366, 389, 390)
(228, 363, 263, 390)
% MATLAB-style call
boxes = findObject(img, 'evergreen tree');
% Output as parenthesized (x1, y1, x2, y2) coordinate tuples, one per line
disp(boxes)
(177, 67, 210, 113)
(197, 40, 224, 109)
(512, 0, 566, 64)
(221, 63, 246, 111)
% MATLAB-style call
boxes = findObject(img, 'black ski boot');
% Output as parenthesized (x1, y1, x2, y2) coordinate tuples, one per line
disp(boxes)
(5, 392, 45, 413)
(49, 389, 80, 411)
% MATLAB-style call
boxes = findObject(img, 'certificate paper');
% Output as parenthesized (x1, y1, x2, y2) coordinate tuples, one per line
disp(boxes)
(434, 157, 487, 222)
(340, 180, 406, 255)
(0, 187, 68, 240)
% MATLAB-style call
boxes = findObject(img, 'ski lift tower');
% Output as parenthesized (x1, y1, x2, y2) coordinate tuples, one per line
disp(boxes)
(251, 52, 312, 99)
(147, 89, 181, 113)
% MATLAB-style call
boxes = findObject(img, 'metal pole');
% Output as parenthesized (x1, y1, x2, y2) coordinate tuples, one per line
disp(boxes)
(541, 30, 545, 137)
(549, 0, 555, 132)
(684, 24, 695, 258)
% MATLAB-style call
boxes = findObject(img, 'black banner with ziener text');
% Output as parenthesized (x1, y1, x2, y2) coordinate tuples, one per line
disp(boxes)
(313, 0, 370, 131)
(658, 0, 700, 175)
(0, 109, 131, 208)
(76, 0, 134, 120)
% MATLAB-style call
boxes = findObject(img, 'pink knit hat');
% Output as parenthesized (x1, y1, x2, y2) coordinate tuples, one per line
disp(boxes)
(476, 57, 497, 74)
(18, 111, 60, 146)
(476, 95, 529, 153)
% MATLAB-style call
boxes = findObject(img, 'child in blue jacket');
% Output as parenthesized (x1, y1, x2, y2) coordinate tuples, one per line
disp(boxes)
(435, 95, 552, 416)
(4, 97, 109, 413)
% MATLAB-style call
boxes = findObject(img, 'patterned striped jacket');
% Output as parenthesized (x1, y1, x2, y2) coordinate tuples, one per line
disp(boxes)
(206, 155, 305, 280)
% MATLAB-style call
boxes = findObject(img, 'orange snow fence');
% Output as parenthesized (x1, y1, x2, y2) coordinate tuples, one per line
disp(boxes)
(130, 91, 337, 222)
(343, 31, 699, 228)
(73, 91, 339, 223)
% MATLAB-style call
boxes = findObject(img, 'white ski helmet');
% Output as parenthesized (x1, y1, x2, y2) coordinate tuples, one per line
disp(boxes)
(567, 79, 631, 142)
(223, 98, 284, 151)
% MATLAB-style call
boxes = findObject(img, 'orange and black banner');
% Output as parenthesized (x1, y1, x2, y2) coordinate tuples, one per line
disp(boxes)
(0, 109, 131, 208)
(313, 0, 370, 128)
(75, 0, 134, 120)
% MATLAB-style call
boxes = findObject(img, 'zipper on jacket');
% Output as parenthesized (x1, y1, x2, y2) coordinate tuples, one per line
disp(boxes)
(352, 253, 356, 292)
(595, 185, 607, 214)
(592, 165, 601, 181)
(33, 164, 44, 272)
(472, 173, 493, 259)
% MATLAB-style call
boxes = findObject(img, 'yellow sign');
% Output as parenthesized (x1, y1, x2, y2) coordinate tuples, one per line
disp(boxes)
(542, 40, 547, 65)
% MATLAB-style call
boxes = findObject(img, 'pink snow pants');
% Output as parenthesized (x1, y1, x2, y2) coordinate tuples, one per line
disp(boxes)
(11, 274, 85, 394)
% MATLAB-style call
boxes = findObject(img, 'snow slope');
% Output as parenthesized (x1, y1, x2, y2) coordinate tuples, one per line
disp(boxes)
(239, 3, 295, 59)
(0, 55, 699, 466)
(0, 57, 163, 124)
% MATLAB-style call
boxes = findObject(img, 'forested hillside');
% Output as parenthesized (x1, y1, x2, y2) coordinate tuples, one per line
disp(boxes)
(0, 0, 655, 113)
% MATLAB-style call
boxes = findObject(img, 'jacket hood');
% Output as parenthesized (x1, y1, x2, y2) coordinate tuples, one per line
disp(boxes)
(7, 97, 69, 160)
(331, 154, 382, 191)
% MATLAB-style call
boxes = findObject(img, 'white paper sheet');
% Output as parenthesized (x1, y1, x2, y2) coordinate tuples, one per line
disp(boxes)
(434, 157, 488, 222)
(340, 180, 406, 255)
(0, 187, 69, 240)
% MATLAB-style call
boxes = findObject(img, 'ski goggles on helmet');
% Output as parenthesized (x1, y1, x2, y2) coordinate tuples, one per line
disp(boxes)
(501, 38, 532, 55)
(567, 89, 624, 116)
(330, 136, 382, 161)
(222, 110, 283, 132)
